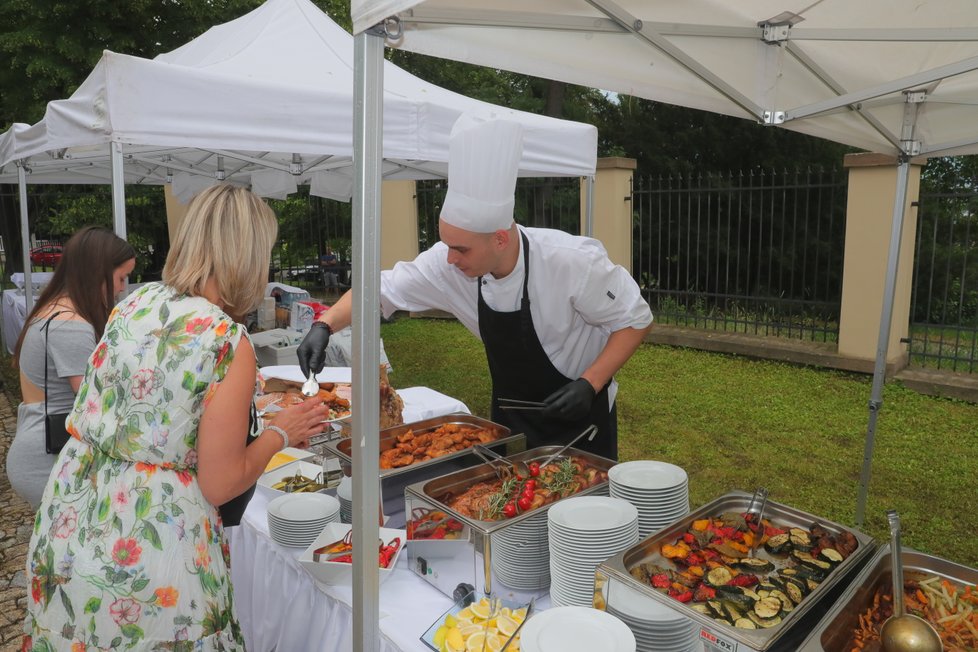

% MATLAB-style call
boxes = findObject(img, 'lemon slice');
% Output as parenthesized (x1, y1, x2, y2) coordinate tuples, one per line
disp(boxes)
(511, 607, 528, 622)
(496, 615, 518, 638)
(456, 607, 474, 621)
(485, 634, 504, 652)
(464, 632, 486, 652)
(445, 614, 459, 629)
(446, 627, 465, 652)
(469, 599, 492, 620)
(458, 624, 483, 638)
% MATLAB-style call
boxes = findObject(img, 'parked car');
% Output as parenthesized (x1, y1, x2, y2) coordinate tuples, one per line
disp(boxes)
(29, 244, 64, 267)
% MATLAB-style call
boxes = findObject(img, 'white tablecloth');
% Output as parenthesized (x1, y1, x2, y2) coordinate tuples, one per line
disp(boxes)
(228, 491, 455, 652)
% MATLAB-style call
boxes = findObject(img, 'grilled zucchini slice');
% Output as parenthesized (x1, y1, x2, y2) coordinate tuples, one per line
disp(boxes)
(753, 596, 783, 620)
(734, 617, 758, 629)
(748, 612, 783, 629)
(819, 547, 843, 565)
(706, 566, 734, 587)
(789, 528, 813, 551)
(764, 533, 791, 555)
(735, 557, 774, 573)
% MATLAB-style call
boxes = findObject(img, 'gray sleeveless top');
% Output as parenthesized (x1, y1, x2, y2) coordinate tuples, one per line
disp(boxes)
(20, 318, 96, 411)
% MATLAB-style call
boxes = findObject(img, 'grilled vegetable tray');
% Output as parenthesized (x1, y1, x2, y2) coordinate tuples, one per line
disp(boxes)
(798, 545, 978, 651)
(595, 490, 875, 651)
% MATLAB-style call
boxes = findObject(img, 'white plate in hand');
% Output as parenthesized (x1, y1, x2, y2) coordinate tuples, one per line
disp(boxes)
(260, 365, 351, 384)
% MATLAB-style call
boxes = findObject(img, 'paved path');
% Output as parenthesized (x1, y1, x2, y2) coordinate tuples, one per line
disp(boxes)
(0, 392, 30, 652)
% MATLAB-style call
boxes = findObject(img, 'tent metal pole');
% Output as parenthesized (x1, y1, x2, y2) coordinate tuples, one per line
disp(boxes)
(854, 156, 912, 527)
(584, 175, 595, 237)
(352, 27, 383, 652)
(17, 163, 33, 314)
(109, 142, 127, 240)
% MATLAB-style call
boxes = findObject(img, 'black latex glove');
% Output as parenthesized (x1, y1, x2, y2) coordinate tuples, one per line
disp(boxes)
(541, 378, 596, 422)
(297, 322, 331, 378)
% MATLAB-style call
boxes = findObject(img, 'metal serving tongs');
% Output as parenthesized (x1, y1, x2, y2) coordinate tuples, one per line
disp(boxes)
(538, 424, 599, 469)
(745, 486, 769, 558)
(496, 397, 547, 412)
(498, 596, 536, 652)
(471, 444, 530, 480)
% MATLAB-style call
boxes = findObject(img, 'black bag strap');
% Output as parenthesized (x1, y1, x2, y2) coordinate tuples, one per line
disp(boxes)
(41, 311, 68, 422)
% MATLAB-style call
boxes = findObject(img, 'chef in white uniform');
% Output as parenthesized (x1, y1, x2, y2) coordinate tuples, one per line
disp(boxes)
(298, 116, 652, 459)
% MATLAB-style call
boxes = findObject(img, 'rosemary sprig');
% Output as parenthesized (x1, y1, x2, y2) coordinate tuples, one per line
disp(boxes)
(480, 476, 519, 520)
(543, 458, 579, 497)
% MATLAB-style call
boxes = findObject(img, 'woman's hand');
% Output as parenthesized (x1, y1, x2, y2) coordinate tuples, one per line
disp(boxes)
(265, 398, 330, 449)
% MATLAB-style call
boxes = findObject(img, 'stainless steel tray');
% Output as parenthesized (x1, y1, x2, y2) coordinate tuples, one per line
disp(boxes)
(406, 446, 617, 534)
(323, 413, 519, 479)
(798, 544, 978, 651)
(595, 490, 876, 652)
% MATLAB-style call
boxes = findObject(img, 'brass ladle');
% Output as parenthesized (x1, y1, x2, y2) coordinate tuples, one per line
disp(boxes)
(880, 510, 942, 652)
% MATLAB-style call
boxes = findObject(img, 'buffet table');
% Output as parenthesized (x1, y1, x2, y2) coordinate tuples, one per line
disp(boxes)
(228, 491, 465, 652)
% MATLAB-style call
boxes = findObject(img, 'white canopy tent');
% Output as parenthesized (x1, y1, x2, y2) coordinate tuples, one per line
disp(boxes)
(0, 3, 599, 643)
(344, 2, 978, 646)
(0, 0, 596, 315)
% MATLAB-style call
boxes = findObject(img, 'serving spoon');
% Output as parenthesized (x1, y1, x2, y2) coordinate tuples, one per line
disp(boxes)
(880, 510, 943, 652)
(301, 371, 320, 397)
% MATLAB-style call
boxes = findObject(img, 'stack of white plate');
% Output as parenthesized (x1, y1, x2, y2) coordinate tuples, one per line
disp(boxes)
(492, 511, 550, 590)
(605, 581, 700, 652)
(608, 461, 689, 539)
(521, 606, 636, 652)
(266, 493, 340, 548)
(336, 476, 352, 524)
(548, 497, 639, 608)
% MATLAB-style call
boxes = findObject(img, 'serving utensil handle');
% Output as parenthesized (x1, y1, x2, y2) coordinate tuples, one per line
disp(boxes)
(887, 509, 906, 617)
(539, 424, 599, 468)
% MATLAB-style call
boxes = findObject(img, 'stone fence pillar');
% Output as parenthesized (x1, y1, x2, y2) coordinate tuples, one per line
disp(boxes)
(582, 157, 637, 273)
(838, 153, 925, 371)
(380, 180, 419, 269)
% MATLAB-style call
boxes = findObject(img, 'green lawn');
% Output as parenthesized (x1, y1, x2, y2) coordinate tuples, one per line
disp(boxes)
(381, 315, 978, 568)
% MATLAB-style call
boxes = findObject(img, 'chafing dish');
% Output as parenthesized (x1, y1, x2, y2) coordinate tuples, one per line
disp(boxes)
(799, 544, 978, 650)
(404, 446, 616, 603)
(323, 413, 524, 527)
(595, 490, 875, 652)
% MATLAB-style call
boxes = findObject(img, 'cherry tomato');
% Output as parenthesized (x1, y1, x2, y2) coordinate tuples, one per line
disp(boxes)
(522, 486, 535, 500)
(502, 502, 517, 518)
(524, 479, 537, 491)
(528, 462, 540, 477)
(517, 495, 533, 511)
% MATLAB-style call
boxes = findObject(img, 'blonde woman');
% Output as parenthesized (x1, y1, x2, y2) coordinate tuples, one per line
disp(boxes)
(22, 185, 329, 650)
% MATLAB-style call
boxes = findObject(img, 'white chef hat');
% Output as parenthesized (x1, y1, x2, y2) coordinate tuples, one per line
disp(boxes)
(440, 115, 524, 233)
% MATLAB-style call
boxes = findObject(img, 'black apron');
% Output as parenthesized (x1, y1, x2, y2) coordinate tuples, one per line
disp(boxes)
(478, 232, 617, 460)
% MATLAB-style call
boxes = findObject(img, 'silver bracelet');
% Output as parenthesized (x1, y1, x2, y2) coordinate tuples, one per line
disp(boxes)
(264, 425, 290, 451)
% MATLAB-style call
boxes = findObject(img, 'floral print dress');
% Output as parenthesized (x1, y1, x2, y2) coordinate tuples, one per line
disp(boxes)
(24, 283, 255, 651)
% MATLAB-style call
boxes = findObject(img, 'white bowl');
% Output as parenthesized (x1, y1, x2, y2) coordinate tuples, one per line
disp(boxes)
(298, 522, 406, 586)
(258, 460, 327, 498)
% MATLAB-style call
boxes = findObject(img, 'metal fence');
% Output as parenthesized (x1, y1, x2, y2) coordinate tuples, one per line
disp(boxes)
(632, 168, 849, 341)
(415, 177, 582, 250)
(908, 191, 978, 373)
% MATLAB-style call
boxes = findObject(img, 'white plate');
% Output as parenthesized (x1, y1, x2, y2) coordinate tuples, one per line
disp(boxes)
(548, 497, 638, 533)
(260, 365, 352, 384)
(608, 461, 687, 491)
(268, 493, 340, 522)
(258, 460, 326, 497)
(522, 607, 635, 652)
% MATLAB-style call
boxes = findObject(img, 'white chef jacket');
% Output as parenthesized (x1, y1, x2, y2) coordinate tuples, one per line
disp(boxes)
(380, 226, 653, 407)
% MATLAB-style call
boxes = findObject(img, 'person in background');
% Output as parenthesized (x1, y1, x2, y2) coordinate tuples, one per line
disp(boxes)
(7, 226, 136, 508)
(22, 185, 329, 649)
(298, 117, 653, 460)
